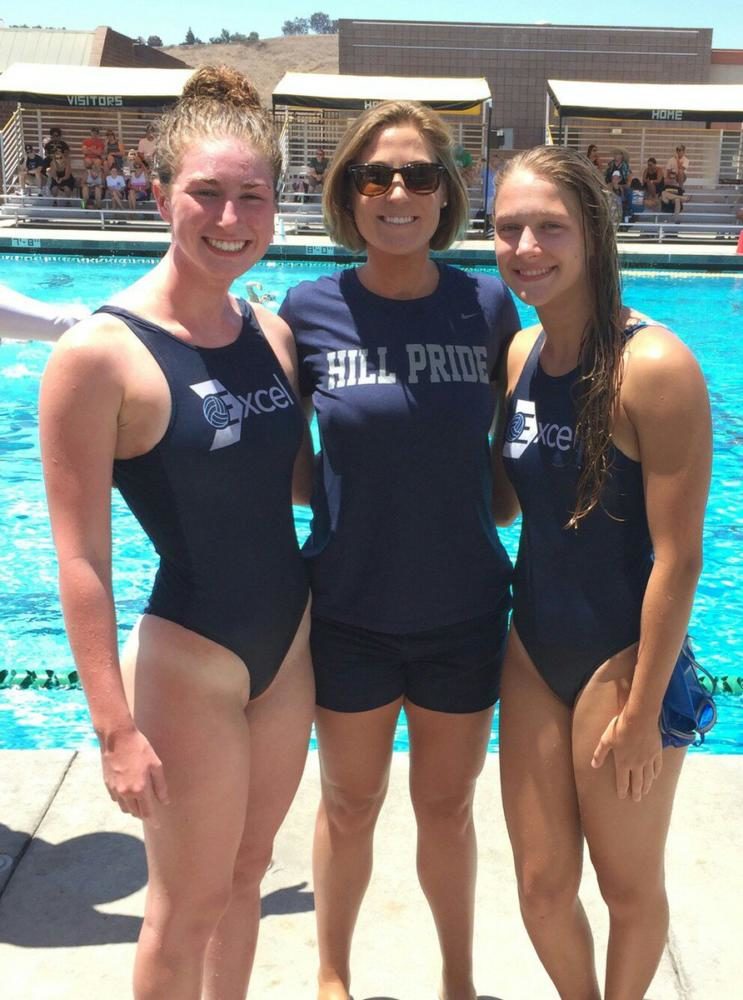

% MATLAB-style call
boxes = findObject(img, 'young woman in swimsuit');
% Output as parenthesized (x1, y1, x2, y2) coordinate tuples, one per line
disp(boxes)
(642, 156, 662, 205)
(280, 100, 519, 1000)
(48, 153, 76, 198)
(492, 145, 711, 999)
(40, 66, 313, 999)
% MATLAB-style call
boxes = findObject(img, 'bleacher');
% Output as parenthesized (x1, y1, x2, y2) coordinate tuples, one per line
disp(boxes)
(0, 193, 165, 230)
(548, 120, 743, 244)
(0, 106, 164, 229)
(618, 184, 743, 243)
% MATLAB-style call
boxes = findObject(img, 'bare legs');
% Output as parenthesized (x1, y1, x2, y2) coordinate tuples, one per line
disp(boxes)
(81, 183, 102, 208)
(499, 628, 599, 1000)
(122, 608, 313, 1000)
(313, 700, 492, 1000)
(407, 703, 492, 1000)
(572, 652, 686, 999)
(202, 611, 314, 999)
(499, 626, 685, 1000)
(313, 701, 400, 999)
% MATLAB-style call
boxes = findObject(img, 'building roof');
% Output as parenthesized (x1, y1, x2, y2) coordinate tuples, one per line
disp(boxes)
(0, 27, 94, 72)
(0, 63, 192, 107)
(272, 72, 491, 112)
(547, 79, 743, 123)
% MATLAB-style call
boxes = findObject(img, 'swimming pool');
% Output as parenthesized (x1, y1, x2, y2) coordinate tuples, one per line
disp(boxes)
(1, 255, 742, 752)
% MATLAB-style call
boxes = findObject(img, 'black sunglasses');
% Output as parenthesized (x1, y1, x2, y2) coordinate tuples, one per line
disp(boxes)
(347, 161, 445, 197)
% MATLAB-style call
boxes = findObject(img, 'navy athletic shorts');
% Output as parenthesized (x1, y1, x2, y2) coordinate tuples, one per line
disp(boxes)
(310, 596, 510, 714)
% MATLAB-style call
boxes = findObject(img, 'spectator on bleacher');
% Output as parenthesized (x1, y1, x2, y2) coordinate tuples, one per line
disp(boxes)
(660, 169, 689, 215)
(81, 163, 105, 208)
(127, 163, 151, 209)
(48, 153, 76, 200)
(43, 127, 70, 171)
(608, 170, 624, 226)
(586, 144, 603, 172)
(44, 127, 70, 158)
(124, 148, 142, 180)
(604, 149, 630, 187)
(307, 148, 328, 194)
(123, 149, 133, 179)
(104, 130, 125, 171)
(19, 144, 46, 193)
(137, 123, 157, 166)
(641, 157, 663, 207)
(629, 177, 645, 217)
(105, 164, 127, 208)
(665, 145, 689, 187)
(82, 126, 105, 169)
(454, 143, 473, 174)
(291, 166, 310, 201)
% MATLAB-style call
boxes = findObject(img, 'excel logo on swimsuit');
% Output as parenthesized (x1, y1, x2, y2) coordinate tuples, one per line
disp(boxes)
(503, 399, 538, 459)
(503, 398, 575, 460)
(189, 375, 294, 451)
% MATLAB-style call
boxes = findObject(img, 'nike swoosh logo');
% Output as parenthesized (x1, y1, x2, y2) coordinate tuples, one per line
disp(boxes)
(461, 312, 480, 319)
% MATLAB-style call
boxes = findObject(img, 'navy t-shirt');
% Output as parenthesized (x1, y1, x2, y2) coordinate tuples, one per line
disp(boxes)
(280, 264, 520, 633)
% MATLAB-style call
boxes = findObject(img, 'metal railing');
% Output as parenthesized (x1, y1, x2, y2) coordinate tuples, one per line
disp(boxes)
(0, 107, 25, 196)
(0, 193, 168, 230)
(617, 220, 743, 243)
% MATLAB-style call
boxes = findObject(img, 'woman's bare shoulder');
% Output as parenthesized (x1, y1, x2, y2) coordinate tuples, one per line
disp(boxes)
(624, 312, 701, 371)
(45, 311, 143, 389)
(622, 312, 707, 413)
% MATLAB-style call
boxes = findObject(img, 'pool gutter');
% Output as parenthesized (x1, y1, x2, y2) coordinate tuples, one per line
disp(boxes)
(1, 225, 742, 271)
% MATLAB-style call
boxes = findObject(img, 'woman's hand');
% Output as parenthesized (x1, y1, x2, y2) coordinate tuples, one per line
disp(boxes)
(591, 710, 663, 801)
(100, 725, 170, 820)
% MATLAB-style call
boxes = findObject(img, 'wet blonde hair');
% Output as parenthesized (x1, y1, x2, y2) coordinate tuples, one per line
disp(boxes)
(322, 100, 469, 252)
(497, 145, 624, 527)
(154, 65, 281, 190)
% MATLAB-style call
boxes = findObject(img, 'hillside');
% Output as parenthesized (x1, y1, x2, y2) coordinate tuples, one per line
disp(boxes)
(161, 34, 339, 106)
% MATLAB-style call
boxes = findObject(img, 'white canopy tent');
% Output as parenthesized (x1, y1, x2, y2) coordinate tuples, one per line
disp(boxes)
(0, 63, 193, 108)
(546, 80, 743, 184)
(547, 79, 743, 126)
(272, 72, 491, 115)
(0, 63, 194, 195)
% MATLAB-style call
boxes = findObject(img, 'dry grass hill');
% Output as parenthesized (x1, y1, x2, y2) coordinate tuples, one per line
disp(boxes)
(161, 35, 339, 107)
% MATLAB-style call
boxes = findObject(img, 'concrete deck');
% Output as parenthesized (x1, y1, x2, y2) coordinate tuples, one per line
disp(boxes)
(0, 751, 741, 999)
(1, 222, 742, 271)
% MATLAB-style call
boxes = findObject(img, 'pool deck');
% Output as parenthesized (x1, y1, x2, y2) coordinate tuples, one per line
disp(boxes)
(1, 750, 741, 999)
(1, 222, 742, 271)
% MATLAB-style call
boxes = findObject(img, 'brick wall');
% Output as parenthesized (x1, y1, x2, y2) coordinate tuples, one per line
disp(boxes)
(339, 20, 713, 148)
(95, 27, 187, 69)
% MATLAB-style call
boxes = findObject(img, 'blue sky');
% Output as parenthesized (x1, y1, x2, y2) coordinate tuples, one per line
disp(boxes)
(2, 3, 741, 50)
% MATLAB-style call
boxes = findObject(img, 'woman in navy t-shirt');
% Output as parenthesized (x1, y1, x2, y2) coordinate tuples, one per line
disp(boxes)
(280, 101, 519, 1000)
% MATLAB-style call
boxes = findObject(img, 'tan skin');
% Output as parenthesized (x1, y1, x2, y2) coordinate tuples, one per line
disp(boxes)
(305, 123, 490, 1000)
(492, 168, 711, 999)
(40, 135, 314, 1000)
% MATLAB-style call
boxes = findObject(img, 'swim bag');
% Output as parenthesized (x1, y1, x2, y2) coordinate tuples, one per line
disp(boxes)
(659, 638, 717, 748)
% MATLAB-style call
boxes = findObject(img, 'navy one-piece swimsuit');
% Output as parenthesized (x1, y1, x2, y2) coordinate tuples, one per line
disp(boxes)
(502, 325, 653, 705)
(102, 302, 309, 697)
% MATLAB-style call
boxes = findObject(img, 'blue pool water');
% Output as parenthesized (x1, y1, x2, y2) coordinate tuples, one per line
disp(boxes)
(1, 255, 741, 752)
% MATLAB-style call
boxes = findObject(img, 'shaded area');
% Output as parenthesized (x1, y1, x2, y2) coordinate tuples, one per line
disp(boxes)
(261, 880, 314, 917)
(0, 826, 146, 947)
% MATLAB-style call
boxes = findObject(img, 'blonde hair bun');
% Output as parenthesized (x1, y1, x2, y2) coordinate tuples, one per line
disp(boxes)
(154, 64, 280, 187)
(181, 65, 261, 110)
